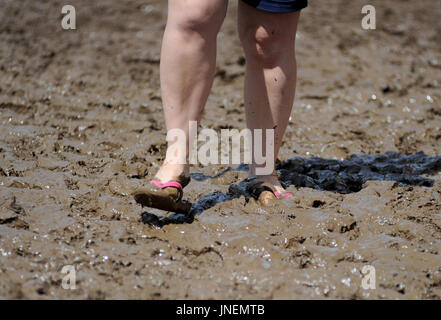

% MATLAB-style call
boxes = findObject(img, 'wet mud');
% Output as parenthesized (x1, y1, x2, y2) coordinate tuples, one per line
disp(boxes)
(1, 0, 441, 299)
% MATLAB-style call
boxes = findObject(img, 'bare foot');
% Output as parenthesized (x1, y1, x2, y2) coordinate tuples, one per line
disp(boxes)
(154, 161, 189, 183)
(247, 172, 292, 204)
(249, 174, 286, 194)
(133, 161, 191, 213)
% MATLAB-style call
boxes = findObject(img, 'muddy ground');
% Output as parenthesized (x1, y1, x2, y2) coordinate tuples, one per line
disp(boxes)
(1, 0, 441, 299)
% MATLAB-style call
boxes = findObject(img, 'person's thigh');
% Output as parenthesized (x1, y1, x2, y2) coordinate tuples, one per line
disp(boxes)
(167, 0, 228, 34)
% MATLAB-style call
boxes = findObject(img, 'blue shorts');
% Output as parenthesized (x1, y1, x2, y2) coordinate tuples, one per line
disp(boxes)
(241, 0, 307, 13)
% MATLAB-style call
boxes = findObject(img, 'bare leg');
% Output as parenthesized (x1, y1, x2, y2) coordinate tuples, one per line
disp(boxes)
(155, 0, 228, 182)
(238, 2, 301, 196)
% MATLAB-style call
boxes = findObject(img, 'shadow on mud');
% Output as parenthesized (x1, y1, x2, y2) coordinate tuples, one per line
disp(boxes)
(141, 151, 441, 227)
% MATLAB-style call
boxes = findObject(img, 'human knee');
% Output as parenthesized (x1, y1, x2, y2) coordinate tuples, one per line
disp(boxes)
(170, 6, 225, 38)
(240, 24, 294, 66)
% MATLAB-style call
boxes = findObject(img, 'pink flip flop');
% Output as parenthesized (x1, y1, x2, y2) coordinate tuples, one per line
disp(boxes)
(133, 176, 191, 214)
(150, 180, 184, 189)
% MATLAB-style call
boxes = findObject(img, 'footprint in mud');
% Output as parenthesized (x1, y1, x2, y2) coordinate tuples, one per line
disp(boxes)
(140, 151, 441, 227)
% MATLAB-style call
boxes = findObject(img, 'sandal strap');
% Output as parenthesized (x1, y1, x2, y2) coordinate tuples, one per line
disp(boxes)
(150, 173, 191, 189)
(274, 191, 293, 198)
(245, 174, 292, 199)
(150, 180, 183, 189)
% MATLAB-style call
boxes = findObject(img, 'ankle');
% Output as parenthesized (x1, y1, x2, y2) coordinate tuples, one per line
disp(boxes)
(155, 162, 189, 182)
(248, 167, 277, 179)
(248, 164, 277, 177)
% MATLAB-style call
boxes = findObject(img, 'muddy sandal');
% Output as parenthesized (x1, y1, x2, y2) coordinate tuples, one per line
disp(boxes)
(245, 173, 293, 205)
(133, 175, 192, 214)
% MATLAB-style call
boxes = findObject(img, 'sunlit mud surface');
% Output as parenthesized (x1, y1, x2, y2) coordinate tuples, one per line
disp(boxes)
(1, 0, 441, 299)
